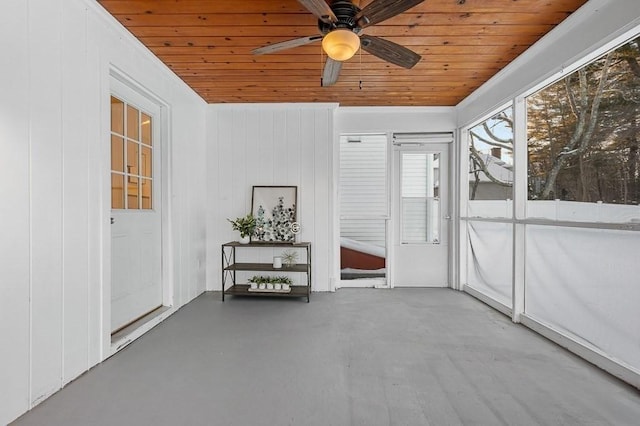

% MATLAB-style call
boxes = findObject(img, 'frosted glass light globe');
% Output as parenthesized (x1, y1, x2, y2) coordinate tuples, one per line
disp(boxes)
(322, 29, 360, 61)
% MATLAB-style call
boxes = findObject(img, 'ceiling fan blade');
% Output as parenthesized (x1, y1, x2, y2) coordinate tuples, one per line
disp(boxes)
(297, 0, 337, 24)
(355, 0, 424, 28)
(252, 35, 322, 55)
(360, 35, 421, 69)
(322, 58, 343, 87)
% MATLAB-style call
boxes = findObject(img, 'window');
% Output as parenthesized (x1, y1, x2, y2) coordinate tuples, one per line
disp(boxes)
(111, 96, 153, 209)
(400, 152, 440, 243)
(468, 106, 514, 201)
(527, 36, 640, 205)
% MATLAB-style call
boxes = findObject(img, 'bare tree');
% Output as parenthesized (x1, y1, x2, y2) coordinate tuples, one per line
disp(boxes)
(539, 52, 614, 199)
(468, 110, 513, 200)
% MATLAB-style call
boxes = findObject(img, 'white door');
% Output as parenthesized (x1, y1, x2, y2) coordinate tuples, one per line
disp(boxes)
(392, 142, 450, 287)
(110, 79, 163, 332)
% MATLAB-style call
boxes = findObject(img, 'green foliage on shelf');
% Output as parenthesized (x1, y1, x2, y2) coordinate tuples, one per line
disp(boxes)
(248, 275, 293, 285)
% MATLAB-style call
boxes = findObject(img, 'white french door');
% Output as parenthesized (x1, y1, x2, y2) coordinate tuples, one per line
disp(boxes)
(392, 140, 450, 287)
(110, 78, 163, 333)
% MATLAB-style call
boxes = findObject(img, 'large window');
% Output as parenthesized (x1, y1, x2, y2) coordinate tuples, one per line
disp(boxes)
(527, 36, 640, 205)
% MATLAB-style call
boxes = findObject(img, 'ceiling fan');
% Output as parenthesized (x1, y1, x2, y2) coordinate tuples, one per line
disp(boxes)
(252, 0, 425, 86)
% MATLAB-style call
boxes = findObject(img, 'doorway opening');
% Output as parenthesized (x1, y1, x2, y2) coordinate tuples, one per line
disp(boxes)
(339, 134, 389, 288)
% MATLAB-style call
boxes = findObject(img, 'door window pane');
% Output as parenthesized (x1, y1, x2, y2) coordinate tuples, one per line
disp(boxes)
(127, 176, 139, 209)
(127, 140, 139, 176)
(141, 146, 152, 178)
(141, 178, 152, 209)
(127, 105, 140, 141)
(401, 152, 440, 243)
(111, 173, 124, 209)
(111, 136, 124, 172)
(141, 113, 152, 146)
(111, 97, 124, 135)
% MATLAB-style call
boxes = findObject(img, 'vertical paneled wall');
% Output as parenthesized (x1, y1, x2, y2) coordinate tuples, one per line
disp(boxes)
(0, 0, 207, 424)
(206, 104, 337, 292)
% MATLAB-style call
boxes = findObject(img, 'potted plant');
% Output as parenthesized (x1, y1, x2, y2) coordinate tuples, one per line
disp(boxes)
(228, 214, 256, 244)
(272, 276, 293, 291)
(247, 275, 292, 291)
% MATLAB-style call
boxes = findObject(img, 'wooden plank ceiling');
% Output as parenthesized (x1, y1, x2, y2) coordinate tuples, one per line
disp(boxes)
(98, 0, 588, 106)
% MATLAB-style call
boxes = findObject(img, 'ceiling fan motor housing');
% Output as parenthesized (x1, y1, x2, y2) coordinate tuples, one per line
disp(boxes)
(318, 0, 361, 34)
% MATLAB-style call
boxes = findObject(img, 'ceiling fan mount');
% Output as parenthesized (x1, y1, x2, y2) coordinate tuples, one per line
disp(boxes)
(252, 0, 425, 86)
(317, 0, 361, 35)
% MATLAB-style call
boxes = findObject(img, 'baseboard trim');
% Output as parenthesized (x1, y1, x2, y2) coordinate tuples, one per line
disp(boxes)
(463, 285, 512, 317)
(520, 314, 640, 390)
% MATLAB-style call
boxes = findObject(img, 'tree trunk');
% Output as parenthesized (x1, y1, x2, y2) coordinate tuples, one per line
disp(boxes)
(541, 53, 613, 199)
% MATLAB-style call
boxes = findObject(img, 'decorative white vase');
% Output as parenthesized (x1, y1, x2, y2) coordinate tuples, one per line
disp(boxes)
(274, 283, 282, 290)
(239, 235, 250, 244)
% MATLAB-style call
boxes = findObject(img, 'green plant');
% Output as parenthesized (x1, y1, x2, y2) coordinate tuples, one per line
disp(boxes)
(271, 276, 293, 285)
(227, 214, 256, 238)
(248, 275, 292, 285)
(281, 250, 298, 267)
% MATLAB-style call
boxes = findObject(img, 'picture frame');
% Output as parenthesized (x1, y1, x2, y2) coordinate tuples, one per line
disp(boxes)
(251, 186, 298, 243)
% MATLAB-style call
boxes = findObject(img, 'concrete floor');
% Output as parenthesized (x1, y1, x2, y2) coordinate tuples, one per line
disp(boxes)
(13, 289, 640, 426)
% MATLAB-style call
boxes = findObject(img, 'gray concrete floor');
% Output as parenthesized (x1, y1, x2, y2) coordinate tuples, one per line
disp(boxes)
(13, 289, 640, 426)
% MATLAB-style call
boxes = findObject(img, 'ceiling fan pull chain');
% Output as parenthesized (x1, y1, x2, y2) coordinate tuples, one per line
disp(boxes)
(359, 46, 363, 90)
(320, 43, 324, 87)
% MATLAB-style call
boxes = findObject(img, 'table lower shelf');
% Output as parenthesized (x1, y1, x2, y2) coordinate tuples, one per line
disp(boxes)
(223, 284, 310, 301)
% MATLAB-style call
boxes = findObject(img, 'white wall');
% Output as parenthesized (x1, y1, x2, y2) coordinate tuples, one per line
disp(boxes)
(337, 107, 456, 134)
(206, 104, 337, 292)
(0, 0, 207, 424)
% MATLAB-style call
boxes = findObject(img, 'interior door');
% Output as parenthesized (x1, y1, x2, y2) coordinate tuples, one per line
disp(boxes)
(110, 79, 163, 332)
(392, 142, 449, 287)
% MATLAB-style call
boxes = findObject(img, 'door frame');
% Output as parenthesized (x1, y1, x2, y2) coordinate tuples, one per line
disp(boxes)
(331, 130, 456, 291)
(336, 133, 392, 289)
(391, 140, 452, 287)
(101, 67, 173, 360)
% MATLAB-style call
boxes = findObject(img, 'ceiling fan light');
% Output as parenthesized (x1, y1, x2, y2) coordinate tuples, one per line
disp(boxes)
(322, 29, 360, 61)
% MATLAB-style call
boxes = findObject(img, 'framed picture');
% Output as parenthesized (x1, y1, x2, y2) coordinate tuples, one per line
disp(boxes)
(251, 186, 297, 243)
